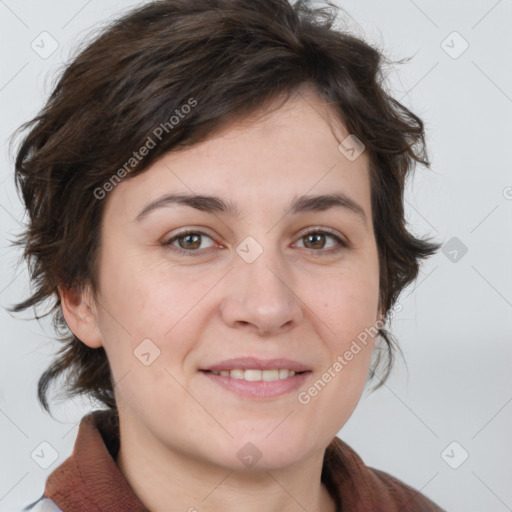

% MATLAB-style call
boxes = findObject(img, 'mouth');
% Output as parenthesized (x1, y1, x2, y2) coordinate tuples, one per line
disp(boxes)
(200, 368, 307, 381)
(199, 358, 312, 399)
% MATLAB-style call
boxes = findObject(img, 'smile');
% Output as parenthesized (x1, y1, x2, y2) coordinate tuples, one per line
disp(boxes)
(206, 368, 300, 381)
(200, 369, 311, 399)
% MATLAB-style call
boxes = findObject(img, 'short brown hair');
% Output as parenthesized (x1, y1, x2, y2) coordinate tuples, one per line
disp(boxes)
(9, 0, 441, 414)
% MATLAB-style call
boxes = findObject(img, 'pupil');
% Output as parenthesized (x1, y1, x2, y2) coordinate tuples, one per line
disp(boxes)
(306, 233, 324, 249)
(182, 234, 200, 249)
(178, 233, 326, 251)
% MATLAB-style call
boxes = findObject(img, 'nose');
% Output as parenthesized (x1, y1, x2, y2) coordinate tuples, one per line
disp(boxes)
(219, 246, 303, 336)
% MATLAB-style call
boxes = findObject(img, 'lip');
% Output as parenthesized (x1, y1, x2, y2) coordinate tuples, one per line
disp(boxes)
(200, 369, 311, 399)
(200, 357, 311, 372)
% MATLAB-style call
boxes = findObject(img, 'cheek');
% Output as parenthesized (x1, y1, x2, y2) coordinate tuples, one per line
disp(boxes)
(95, 249, 215, 372)
(96, 242, 183, 332)
(95, 263, 206, 412)
(315, 265, 380, 348)
(303, 264, 379, 414)
(306, 271, 378, 422)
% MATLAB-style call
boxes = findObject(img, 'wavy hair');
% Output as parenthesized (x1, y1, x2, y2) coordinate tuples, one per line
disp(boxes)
(9, 0, 441, 414)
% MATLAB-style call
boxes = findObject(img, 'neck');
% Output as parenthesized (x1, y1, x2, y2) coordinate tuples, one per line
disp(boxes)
(116, 420, 336, 512)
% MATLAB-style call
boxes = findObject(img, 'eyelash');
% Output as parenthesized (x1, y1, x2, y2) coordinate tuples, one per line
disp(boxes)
(161, 227, 348, 257)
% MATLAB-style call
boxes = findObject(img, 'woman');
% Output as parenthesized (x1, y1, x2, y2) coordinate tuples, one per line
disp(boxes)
(12, 0, 445, 510)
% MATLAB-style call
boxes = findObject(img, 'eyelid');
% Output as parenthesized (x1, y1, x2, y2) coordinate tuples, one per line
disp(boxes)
(161, 226, 348, 256)
(298, 226, 346, 242)
(161, 228, 219, 255)
(294, 227, 348, 251)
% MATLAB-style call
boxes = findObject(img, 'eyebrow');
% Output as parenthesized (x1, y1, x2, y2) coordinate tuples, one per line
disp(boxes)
(135, 192, 368, 226)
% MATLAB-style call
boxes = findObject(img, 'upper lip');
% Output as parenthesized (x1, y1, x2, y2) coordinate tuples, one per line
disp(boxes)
(201, 357, 311, 372)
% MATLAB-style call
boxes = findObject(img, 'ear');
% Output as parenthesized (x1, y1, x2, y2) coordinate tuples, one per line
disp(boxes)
(59, 284, 103, 348)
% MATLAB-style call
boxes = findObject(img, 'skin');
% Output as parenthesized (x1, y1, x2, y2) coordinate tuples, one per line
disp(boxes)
(60, 85, 384, 512)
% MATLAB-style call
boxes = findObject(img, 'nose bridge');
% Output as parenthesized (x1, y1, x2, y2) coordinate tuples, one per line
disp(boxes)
(220, 235, 302, 334)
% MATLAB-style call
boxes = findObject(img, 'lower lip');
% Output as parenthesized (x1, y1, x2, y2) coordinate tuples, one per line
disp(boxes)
(200, 370, 311, 399)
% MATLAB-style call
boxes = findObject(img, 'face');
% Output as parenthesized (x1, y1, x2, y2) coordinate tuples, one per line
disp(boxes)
(76, 87, 382, 471)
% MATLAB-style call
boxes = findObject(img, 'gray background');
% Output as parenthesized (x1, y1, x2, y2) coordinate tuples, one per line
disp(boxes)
(1, 1, 511, 511)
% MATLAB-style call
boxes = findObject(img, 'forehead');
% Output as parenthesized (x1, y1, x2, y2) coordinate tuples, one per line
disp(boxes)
(104, 89, 372, 224)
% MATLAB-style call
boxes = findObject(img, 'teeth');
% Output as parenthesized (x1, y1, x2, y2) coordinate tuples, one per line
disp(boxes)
(209, 369, 297, 380)
(230, 369, 245, 379)
(279, 368, 290, 379)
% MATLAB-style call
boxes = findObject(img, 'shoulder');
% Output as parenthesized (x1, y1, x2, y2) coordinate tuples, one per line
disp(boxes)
(21, 496, 62, 512)
(367, 467, 446, 511)
(324, 436, 446, 511)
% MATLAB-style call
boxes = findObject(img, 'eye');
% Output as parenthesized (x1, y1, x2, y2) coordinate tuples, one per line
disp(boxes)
(161, 230, 216, 256)
(295, 229, 347, 253)
(161, 227, 348, 257)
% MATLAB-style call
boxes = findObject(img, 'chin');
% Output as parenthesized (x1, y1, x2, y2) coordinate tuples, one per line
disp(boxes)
(208, 428, 318, 472)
